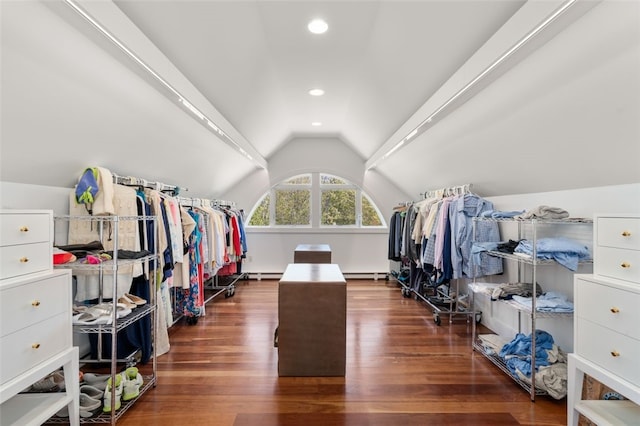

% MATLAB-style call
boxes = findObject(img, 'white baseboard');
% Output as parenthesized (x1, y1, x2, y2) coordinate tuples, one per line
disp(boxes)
(246, 272, 389, 281)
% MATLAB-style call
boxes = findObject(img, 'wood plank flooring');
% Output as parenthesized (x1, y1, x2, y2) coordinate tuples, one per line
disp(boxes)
(119, 280, 567, 425)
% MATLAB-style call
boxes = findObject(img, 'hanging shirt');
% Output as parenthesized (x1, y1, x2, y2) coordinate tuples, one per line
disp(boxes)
(449, 193, 503, 279)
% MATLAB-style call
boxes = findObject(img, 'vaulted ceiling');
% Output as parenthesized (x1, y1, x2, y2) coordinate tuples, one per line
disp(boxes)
(112, 0, 525, 161)
(1, 0, 639, 201)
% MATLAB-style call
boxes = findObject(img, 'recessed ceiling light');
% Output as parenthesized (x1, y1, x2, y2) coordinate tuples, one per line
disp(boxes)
(308, 19, 328, 34)
(309, 88, 324, 96)
(311, 122, 323, 126)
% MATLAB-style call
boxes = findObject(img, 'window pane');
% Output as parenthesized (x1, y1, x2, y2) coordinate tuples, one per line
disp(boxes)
(362, 194, 383, 226)
(320, 174, 347, 185)
(284, 174, 311, 185)
(321, 189, 355, 225)
(248, 194, 270, 226)
(275, 189, 310, 225)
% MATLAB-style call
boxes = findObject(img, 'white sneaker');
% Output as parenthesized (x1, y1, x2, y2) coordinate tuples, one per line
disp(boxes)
(102, 374, 123, 413)
(122, 367, 143, 401)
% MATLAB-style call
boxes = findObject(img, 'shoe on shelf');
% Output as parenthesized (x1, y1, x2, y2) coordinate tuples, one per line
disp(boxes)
(30, 371, 65, 392)
(72, 303, 112, 325)
(122, 367, 144, 401)
(102, 374, 123, 413)
(82, 373, 111, 391)
(56, 392, 102, 418)
(80, 384, 104, 400)
(117, 296, 136, 309)
(123, 293, 147, 306)
(72, 302, 131, 325)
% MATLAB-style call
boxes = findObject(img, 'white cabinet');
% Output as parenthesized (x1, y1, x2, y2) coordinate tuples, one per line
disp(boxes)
(594, 215, 640, 284)
(568, 214, 640, 426)
(0, 210, 79, 426)
(0, 210, 52, 280)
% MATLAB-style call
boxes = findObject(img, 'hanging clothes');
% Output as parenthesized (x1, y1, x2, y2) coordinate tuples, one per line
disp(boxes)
(449, 193, 502, 279)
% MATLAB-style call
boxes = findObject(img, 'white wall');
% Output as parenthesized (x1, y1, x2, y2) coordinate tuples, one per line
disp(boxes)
(222, 136, 411, 278)
(222, 136, 414, 217)
(245, 229, 388, 276)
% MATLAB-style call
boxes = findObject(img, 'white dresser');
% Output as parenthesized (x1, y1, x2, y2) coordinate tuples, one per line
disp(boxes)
(0, 210, 79, 426)
(568, 214, 640, 425)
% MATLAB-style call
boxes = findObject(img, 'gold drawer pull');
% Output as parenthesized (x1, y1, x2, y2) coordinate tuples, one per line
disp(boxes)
(19, 226, 29, 232)
(621, 262, 631, 268)
(19, 257, 29, 263)
(610, 307, 620, 314)
(611, 350, 620, 357)
(31, 343, 40, 349)
(32, 300, 41, 307)
(621, 231, 632, 237)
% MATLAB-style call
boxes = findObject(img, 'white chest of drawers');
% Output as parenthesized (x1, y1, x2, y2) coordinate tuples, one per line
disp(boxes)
(568, 214, 640, 426)
(594, 215, 640, 284)
(0, 210, 79, 426)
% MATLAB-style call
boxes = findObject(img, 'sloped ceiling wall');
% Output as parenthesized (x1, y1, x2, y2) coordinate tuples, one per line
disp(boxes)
(0, 0, 258, 198)
(375, 0, 640, 199)
(1, 0, 638, 206)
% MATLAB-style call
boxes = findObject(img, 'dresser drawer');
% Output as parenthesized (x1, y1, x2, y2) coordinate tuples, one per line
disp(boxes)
(575, 276, 640, 340)
(0, 312, 71, 385)
(575, 318, 640, 388)
(595, 246, 640, 284)
(0, 242, 51, 280)
(0, 271, 70, 337)
(0, 213, 51, 247)
(596, 216, 640, 250)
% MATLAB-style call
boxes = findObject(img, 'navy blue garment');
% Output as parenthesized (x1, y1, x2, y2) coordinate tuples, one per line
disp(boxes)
(441, 212, 453, 281)
(159, 202, 174, 282)
(88, 275, 153, 364)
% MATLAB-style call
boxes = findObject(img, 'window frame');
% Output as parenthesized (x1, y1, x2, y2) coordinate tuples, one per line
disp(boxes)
(247, 172, 386, 229)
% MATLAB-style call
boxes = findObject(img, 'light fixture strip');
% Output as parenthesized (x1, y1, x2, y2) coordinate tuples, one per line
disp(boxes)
(372, 0, 580, 168)
(63, 0, 262, 166)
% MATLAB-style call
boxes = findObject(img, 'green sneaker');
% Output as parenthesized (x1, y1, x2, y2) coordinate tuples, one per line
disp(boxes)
(102, 374, 122, 413)
(122, 367, 143, 401)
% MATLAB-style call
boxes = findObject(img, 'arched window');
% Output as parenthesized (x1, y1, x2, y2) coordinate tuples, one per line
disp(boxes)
(248, 173, 385, 228)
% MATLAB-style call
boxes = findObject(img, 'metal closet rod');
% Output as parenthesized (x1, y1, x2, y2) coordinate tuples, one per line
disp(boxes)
(112, 172, 186, 194)
(421, 183, 473, 199)
(176, 196, 236, 209)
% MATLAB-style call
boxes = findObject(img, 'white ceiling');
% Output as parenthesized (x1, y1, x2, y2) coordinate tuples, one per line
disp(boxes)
(1, 0, 638, 201)
(112, 0, 525, 160)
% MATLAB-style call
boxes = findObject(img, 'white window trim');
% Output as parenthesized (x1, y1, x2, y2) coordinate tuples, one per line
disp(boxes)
(247, 172, 387, 229)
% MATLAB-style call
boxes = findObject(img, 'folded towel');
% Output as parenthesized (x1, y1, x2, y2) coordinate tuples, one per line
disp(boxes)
(516, 205, 569, 220)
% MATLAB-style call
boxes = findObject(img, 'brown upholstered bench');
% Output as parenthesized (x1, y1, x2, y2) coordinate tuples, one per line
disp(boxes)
(293, 244, 332, 264)
(278, 263, 346, 376)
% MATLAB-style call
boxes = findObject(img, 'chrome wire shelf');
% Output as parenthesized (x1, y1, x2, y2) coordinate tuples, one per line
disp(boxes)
(500, 299, 574, 319)
(54, 215, 156, 222)
(54, 255, 157, 271)
(484, 250, 593, 266)
(73, 305, 155, 334)
(473, 217, 593, 224)
(473, 340, 548, 396)
(45, 375, 156, 424)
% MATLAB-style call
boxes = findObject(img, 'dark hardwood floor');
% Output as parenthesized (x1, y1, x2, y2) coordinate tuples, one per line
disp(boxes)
(119, 280, 567, 425)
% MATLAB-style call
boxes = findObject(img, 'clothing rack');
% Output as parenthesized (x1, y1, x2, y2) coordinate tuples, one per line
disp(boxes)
(393, 182, 479, 326)
(421, 183, 472, 199)
(392, 201, 412, 212)
(173, 195, 245, 326)
(112, 173, 186, 195)
(176, 196, 236, 210)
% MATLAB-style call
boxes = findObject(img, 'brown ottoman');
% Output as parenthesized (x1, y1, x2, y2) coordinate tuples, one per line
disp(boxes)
(293, 244, 331, 264)
(278, 263, 346, 376)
